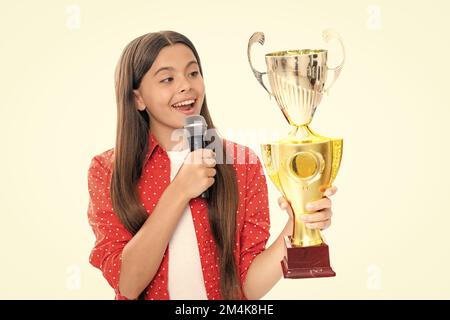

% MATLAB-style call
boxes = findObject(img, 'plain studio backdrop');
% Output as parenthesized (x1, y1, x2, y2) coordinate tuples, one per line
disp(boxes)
(0, 0, 449, 299)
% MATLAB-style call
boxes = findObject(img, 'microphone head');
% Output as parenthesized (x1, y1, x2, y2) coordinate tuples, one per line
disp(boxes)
(184, 115, 207, 136)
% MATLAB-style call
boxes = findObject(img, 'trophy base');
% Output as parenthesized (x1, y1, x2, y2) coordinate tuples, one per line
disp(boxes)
(281, 236, 336, 279)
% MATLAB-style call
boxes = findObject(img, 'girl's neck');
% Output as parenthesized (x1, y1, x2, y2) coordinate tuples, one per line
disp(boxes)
(150, 126, 189, 152)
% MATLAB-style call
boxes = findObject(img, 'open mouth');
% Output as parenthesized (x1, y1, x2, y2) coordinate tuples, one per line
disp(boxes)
(171, 99, 196, 111)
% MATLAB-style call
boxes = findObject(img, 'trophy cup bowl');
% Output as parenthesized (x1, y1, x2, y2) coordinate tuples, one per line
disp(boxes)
(248, 30, 345, 278)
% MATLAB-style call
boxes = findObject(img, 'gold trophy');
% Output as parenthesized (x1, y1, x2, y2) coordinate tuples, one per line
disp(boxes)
(247, 30, 345, 278)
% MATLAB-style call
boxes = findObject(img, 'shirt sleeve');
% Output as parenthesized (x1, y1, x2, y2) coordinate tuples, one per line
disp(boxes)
(87, 156, 133, 300)
(239, 148, 271, 289)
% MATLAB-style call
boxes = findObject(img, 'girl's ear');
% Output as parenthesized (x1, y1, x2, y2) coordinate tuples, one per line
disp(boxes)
(133, 89, 146, 111)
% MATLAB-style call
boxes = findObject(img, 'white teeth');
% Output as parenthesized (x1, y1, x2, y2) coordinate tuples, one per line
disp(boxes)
(172, 99, 195, 108)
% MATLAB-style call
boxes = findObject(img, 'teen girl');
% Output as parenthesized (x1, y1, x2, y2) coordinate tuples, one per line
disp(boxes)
(87, 31, 338, 300)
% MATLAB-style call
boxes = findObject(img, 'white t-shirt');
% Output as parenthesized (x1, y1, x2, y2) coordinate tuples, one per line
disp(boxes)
(167, 148, 208, 300)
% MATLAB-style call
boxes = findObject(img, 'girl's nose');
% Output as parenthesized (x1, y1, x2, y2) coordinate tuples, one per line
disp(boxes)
(178, 77, 191, 92)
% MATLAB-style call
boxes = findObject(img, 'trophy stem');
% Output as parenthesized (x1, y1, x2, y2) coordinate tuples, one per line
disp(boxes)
(287, 125, 329, 143)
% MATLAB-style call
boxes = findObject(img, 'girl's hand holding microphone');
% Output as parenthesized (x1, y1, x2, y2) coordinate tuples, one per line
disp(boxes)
(172, 149, 216, 200)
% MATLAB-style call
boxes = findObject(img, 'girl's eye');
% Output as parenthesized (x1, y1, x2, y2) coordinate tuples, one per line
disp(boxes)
(160, 72, 199, 83)
(161, 77, 173, 83)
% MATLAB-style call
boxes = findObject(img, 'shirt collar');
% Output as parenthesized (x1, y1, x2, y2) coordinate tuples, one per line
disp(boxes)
(143, 131, 162, 165)
(143, 130, 192, 164)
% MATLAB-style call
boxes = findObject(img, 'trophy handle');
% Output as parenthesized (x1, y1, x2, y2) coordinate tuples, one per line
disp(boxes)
(247, 32, 273, 97)
(322, 29, 346, 94)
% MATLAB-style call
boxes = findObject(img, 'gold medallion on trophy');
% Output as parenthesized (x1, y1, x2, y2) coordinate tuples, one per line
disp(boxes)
(247, 30, 345, 278)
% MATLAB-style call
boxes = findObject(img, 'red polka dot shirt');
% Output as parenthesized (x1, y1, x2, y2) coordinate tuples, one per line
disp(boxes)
(87, 131, 270, 300)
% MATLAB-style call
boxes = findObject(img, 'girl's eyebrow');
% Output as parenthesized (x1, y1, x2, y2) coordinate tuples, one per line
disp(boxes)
(153, 60, 198, 76)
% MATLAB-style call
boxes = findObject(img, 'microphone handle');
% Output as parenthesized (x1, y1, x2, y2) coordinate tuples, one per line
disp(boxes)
(189, 135, 209, 199)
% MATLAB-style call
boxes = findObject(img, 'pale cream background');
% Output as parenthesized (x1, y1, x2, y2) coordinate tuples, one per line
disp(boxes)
(1, 0, 449, 299)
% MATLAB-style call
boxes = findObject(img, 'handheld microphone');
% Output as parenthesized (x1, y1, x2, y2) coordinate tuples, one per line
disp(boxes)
(183, 115, 210, 199)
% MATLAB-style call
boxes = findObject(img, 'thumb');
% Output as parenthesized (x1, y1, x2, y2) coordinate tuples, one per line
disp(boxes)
(278, 196, 294, 219)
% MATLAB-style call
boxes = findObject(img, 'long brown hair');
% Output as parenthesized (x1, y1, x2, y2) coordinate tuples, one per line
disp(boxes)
(111, 31, 241, 299)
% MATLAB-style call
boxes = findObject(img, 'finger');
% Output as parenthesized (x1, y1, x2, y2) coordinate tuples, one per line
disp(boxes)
(203, 157, 216, 167)
(305, 219, 331, 230)
(278, 196, 288, 208)
(201, 148, 216, 159)
(207, 177, 215, 187)
(189, 149, 215, 164)
(301, 209, 332, 223)
(278, 196, 284, 206)
(188, 150, 205, 164)
(306, 197, 332, 212)
(321, 219, 332, 230)
(278, 198, 294, 219)
(324, 185, 338, 197)
(207, 168, 217, 177)
(285, 204, 294, 217)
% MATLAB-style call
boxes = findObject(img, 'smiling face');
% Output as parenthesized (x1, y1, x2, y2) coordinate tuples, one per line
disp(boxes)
(133, 43, 205, 135)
